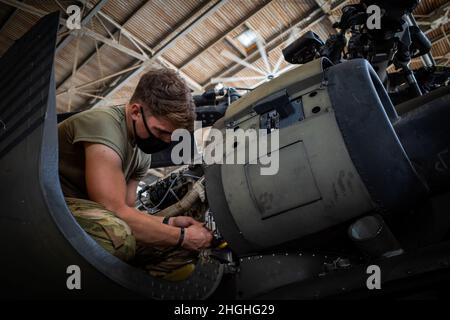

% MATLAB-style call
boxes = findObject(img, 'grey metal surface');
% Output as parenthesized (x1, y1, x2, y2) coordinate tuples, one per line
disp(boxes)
(326, 59, 429, 211)
(205, 58, 373, 254)
(235, 252, 337, 299)
(255, 238, 450, 299)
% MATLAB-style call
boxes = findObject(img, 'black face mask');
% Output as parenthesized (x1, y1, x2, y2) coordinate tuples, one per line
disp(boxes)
(132, 107, 171, 154)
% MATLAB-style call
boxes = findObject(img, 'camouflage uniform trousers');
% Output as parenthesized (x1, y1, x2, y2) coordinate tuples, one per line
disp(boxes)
(65, 197, 197, 278)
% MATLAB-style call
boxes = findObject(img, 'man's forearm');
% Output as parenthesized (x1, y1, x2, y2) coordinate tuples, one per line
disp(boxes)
(114, 205, 180, 247)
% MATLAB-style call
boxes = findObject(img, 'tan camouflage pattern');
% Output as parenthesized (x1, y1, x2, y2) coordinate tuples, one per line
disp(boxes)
(65, 197, 197, 279)
(65, 197, 136, 261)
(133, 243, 198, 278)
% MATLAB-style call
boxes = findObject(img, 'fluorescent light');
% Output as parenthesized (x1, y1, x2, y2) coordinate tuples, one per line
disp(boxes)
(236, 29, 257, 47)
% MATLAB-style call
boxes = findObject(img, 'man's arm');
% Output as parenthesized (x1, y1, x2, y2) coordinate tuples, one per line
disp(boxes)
(126, 179, 139, 207)
(84, 142, 212, 250)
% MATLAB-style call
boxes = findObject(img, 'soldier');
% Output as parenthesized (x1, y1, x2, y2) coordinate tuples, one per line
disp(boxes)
(58, 68, 212, 278)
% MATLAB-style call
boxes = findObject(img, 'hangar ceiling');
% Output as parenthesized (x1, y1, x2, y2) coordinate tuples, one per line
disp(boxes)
(0, 0, 449, 114)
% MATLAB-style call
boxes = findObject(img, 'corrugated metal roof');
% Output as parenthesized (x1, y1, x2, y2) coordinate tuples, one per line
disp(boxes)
(0, 0, 448, 112)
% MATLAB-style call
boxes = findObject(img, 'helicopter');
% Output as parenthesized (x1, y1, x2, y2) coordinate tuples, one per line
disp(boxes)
(0, 0, 449, 299)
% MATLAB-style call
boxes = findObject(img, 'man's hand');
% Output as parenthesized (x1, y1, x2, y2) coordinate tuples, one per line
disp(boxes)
(170, 216, 203, 228)
(181, 225, 213, 251)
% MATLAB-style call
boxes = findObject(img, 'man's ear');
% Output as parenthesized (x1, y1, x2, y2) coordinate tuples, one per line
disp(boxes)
(128, 103, 141, 121)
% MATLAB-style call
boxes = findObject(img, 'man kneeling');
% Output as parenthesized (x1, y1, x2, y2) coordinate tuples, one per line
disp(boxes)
(58, 68, 212, 278)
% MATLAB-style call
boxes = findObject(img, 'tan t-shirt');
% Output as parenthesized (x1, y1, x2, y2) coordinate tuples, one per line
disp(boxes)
(58, 105, 151, 199)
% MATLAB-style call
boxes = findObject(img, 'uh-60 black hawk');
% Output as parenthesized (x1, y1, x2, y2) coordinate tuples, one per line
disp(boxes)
(0, 0, 449, 299)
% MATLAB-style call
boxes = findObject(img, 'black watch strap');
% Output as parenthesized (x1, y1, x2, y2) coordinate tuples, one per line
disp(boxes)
(162, 216, 170, 225)
(177, 227, 185, 248)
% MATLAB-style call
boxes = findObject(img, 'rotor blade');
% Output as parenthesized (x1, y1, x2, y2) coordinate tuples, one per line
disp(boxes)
(273, 64, 298, 77)
(255, 35, 272, 74)
(250, 64, 299, 89)
(272, 53, 286, 75)
(273, 29, 298, 74)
